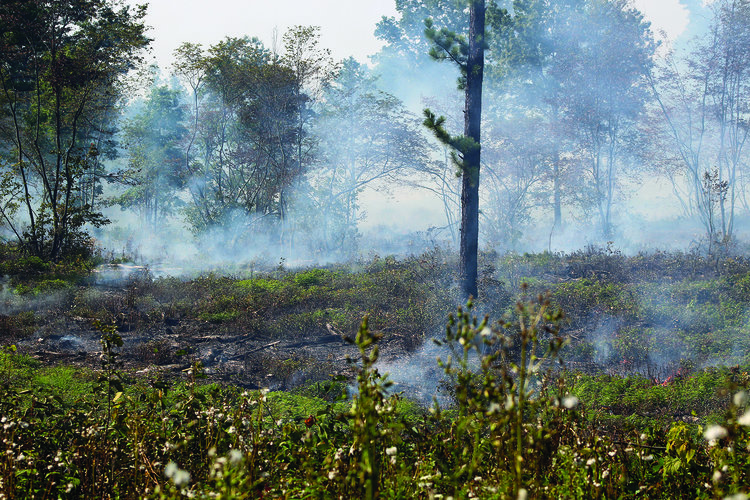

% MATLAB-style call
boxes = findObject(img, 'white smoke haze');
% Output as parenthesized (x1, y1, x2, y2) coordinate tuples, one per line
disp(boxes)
(91, 1, 747, 273)
(632, 0, 690, 47)
(0, 283, 74, 319)
(375, 334, 494, 407)
(96, 1, 748, 266)
(2, 0, 730, 396)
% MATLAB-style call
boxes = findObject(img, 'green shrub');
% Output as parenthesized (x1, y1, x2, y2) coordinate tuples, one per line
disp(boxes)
(293, 268, 333, 288)
(198, 311, 240, 323)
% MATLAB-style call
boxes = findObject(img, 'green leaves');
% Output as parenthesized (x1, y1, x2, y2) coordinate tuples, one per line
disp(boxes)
(0, 0, 150, 261)
(422, 108, 480, 173)
(424, 16, 471, 89)
(424, 18, 469, 68)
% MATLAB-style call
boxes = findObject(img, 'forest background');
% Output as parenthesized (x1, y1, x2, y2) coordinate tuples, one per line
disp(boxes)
(1, 0, 748, 267)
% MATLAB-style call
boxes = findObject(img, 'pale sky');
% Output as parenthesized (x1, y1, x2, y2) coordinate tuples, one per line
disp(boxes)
(132, 0, 692, 70)
(132, 0, 399, 70)
(631, 0, 690, 42)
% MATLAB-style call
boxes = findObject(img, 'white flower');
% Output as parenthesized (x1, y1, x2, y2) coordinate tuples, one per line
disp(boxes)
(385, 446, 397, 456)
(738, 412, 750, 426)
(704, 425, 728, 441)
(164, 462, 177, 479)
(517, 488, 528, 500)
(725, 493, 749, 500)
(563, 396, 579, 409)
(173, 468, 191, 487)
(734, 391, 748, 407)
(228, 449, 243, 466)
(165, 461, 191, 487)
(713, 470, 722, 482)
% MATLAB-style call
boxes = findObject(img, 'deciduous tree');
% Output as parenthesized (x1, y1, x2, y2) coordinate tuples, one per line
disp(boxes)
(0, 0, 149, 259)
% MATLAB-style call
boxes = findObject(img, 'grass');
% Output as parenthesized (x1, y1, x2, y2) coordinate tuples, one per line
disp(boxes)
(0, 306, 747, 498)
(3, 298, 748, 498)
(2, 248, 750, 496)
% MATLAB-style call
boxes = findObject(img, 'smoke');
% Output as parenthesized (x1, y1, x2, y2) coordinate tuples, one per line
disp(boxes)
(375, 339, 453, 407)
(40, 0, 748, 389)
(88, 1, 748, 272)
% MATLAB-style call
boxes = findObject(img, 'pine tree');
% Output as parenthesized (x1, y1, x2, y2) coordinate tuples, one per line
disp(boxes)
(423, 0, 495, 299)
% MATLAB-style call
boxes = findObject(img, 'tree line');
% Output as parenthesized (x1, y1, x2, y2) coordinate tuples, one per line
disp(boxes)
(1, 0, 750, 280)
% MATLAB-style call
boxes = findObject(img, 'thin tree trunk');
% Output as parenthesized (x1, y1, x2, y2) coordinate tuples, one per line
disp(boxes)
(552, 150, 562, 228)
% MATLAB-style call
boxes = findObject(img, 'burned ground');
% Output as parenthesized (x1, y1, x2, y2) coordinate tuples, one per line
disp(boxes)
(6, 253, 459, 391)
(4, 247, 750, 404)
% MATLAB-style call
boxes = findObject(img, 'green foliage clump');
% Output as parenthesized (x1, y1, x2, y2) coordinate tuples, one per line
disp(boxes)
(292, 268, 333, 288)
(14, 278, 71, 296)
(569, 369, 728, 423)
(1, 255, 51, 275)
(552, 278, 639, 325)
(198, 311, 240, 323)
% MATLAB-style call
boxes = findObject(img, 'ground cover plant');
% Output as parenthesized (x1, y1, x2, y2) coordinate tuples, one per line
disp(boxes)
(0, 247, 750, 497)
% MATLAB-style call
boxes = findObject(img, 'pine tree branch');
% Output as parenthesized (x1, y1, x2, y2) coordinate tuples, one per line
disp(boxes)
(422, 108, 480, 172)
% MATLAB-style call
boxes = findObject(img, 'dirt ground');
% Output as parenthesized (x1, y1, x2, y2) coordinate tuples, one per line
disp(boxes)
(11, 266, 413, 390)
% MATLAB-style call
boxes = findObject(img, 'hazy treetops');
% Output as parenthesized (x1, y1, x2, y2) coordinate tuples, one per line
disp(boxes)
(0, 0, 748, 264)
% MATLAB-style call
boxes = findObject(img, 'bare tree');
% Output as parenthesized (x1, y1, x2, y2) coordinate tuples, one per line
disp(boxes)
(650, 0, 750, 246)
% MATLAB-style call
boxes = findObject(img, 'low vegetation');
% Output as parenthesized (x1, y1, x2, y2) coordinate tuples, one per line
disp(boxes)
(0, 247, 749, 497)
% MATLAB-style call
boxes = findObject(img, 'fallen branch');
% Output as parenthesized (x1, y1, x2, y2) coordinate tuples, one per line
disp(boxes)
(613, 441, 667, 451)
(228, 341, 281, 360)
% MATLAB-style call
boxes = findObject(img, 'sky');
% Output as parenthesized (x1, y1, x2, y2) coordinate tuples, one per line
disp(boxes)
(132, 0, 697, 71)
(131, 0, 399, 70)
(632, 0, 690, 42)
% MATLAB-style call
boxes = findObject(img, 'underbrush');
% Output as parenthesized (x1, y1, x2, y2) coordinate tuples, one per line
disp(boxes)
(0, 243, 100, 292)
(1, 296, 749, 498)
(21, 247, 750, 372)
(64, 253, 461, 349)
(3, 248, 750, 496)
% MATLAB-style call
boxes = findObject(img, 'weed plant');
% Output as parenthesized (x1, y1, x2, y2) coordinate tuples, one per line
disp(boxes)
(3, 250, 750, 496)
(0, 291, 748, 498)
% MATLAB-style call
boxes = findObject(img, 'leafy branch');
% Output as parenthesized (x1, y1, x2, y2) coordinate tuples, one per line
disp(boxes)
(422, 109, 479, 176)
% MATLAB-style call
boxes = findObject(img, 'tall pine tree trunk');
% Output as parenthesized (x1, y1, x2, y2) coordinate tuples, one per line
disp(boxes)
(460, 0, 485, 300)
